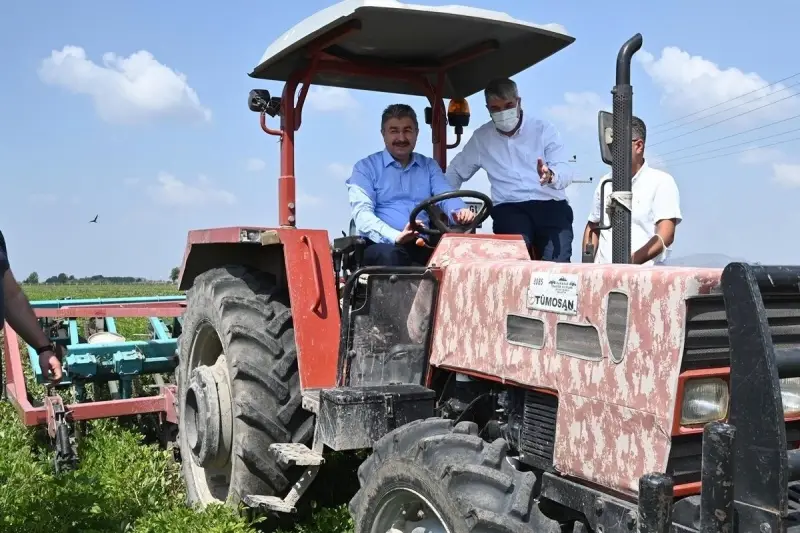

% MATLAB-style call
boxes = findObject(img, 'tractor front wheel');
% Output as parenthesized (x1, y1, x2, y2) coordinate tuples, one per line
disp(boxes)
(176, 265, 314, 510)
(349, 418, 563, 533)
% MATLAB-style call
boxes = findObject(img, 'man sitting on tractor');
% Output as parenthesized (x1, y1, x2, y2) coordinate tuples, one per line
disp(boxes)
(445, 78, 576, 262)
(346, 103, 475, 266)
(582, 115, 682, 265)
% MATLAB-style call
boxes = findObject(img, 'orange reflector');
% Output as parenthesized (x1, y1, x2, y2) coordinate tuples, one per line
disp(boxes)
(447, 98, 470, 115)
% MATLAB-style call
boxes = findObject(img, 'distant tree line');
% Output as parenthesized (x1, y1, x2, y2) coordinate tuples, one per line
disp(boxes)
(21, 267, 182, 285)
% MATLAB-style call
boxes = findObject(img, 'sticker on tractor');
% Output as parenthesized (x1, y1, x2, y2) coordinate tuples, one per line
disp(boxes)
(526, 273, 579, 315)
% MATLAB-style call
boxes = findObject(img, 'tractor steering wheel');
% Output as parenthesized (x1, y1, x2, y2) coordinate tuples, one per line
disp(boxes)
(408, 190, 493, 236)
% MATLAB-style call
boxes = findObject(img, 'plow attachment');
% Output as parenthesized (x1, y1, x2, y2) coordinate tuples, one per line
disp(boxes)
(2, 295, 185, 472)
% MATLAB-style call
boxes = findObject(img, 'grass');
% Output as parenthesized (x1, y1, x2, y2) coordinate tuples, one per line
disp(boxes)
(0, 283, 355, 533)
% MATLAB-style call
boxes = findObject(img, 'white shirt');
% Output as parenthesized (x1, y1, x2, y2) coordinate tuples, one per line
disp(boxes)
(445, 113, 575, 205)
(588, 161, 682, 266)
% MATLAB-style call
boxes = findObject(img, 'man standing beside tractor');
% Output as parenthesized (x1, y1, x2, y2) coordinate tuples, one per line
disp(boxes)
(0, 230, 63, 382)
(445, 77, 576, 262)
(346, 103, 476, 266)
(581, 115, 683, 265)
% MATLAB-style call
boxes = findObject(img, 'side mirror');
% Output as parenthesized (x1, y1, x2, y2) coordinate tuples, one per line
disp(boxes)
(598, 110, 614, 166)
(248, 89, 271, 113)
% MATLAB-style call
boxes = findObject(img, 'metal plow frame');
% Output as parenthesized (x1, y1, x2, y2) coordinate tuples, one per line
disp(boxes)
(3, 296, 184, 445)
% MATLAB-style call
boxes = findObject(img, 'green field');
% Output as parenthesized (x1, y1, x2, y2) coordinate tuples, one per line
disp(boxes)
(0, 283, 354, 533)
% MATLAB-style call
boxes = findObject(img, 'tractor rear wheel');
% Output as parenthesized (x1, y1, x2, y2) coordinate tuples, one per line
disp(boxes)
(176, 265, 314, 510)
(349, 418, 563, 533)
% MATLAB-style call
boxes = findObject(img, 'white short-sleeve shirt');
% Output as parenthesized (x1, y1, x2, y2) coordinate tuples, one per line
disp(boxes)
(587, 161, 682, 265)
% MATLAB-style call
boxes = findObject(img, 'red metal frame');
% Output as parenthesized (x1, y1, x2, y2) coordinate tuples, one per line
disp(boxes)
(3, 301, 184, 429)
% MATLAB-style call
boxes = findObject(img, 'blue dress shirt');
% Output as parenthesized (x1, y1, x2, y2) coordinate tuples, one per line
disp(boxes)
(347, 149, 467, 245)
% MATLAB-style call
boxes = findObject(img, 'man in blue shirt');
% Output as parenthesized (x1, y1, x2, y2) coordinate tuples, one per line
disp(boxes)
(346, 104, 475, 266)
(446, 78, 576, 262)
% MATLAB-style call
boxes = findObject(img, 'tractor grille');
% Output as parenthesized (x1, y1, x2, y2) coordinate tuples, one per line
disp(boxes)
(519, 390, 558, 471)
(674, 294, 800, 486)
(668, 421, 800, 486)
(682, 294, 800, 371)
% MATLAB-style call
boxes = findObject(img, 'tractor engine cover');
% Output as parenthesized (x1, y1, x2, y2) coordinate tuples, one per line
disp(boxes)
(317, 384, 435, 451)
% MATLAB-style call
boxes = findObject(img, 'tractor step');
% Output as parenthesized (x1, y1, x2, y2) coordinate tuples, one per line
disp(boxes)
(268, 443, 324, 467)
(242, 495, 297, 514)
(301, 389, 321, 414)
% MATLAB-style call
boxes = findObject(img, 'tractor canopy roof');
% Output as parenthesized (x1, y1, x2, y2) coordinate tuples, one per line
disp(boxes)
(248, 0, 575, 99)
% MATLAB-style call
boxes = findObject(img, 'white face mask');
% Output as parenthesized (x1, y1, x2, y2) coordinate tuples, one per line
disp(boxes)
(490, 105, 520, 132)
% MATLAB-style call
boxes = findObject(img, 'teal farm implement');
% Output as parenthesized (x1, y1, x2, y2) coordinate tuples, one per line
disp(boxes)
(2, 295, 185, 471)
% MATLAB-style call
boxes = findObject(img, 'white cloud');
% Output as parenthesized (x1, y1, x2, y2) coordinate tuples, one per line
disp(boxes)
(147, 172, 236, 207)
(637, 47, 799, 125)
(545, 91, 609, 133)
(38, 46, 211, 124)
(297, 190, 323, 206)
(772, 163, 800, 188)
(739, 147, 786, 165)
(306, 86, 358, 112)
(246, 158, 266, 172)
(327, 162, 352, 180)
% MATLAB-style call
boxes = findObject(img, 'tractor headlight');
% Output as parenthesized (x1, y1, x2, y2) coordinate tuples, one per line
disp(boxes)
(680, 378, 729, 426)
(781, 378, 800, 416)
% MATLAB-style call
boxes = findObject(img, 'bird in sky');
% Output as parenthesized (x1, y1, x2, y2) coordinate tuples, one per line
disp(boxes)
(89, 215, 98, 223)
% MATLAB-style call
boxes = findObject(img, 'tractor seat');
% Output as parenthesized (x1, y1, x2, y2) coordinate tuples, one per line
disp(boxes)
(333, 219, 366, 278)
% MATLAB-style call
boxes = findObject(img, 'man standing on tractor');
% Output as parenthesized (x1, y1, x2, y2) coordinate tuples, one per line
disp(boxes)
(445, 77, 576, 262)
(581, 116, 682, 265)
(0, 230, 63, 382)
(346, 103, 476, 266)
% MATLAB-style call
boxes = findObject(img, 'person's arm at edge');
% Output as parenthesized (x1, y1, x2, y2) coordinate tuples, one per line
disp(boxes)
(542, 121, 575, 190)
(631, 174, 682, 264)
(3, 269, 63, 381)
(581, 178, 606, 261)
(3, 270, 51, 349)
(346, 162, 402, 244)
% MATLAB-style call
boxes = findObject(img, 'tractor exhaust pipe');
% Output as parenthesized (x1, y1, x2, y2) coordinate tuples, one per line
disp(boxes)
(610, 33, 642, 264)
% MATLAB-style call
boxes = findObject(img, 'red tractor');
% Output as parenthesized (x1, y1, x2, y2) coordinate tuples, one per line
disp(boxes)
(175, 2, 800, 532)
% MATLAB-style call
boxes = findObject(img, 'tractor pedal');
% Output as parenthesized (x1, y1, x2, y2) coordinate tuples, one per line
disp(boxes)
(269, 443, 324, 467)
(242, 495, 297, 514)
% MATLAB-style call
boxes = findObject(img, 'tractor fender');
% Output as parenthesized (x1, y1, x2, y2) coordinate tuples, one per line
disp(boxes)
(178, 228, 287, 292)
(177, 226, 341, 390)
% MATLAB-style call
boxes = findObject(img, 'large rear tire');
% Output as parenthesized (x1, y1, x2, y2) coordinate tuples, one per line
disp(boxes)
(176, 265, 314, 509)
(349, 418, 563, 533)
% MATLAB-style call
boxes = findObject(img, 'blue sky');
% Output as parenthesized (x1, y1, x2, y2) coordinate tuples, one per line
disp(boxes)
(1, 0, 799, 280)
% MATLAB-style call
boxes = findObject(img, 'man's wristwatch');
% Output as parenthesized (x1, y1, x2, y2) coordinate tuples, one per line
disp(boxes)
(35, 344, 54, 355)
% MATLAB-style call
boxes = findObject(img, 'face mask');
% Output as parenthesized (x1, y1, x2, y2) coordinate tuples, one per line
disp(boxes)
(491, 105, 520, 132)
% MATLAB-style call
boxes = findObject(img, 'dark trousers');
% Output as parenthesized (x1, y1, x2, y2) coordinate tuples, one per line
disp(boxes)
(491, 199, 574, 262)
(363, 239, 434, 267)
